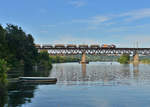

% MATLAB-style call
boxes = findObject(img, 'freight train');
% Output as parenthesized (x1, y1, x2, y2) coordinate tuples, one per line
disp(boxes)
(77, 44, 116, 48)
(35, 44, 116, 49)
(42, 44, 53, 49)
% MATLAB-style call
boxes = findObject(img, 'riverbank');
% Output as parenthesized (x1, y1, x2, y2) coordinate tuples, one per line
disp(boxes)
(140, 59, 150, 64)
(49, 55, 80, 63)
(130, 60, 150, 64)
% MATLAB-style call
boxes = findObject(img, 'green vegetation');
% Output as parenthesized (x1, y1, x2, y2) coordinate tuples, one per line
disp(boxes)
(37, 51, 52, 69)
(118, 54, 130, 64)
(0, 59, 8, 107)
(0, 59, 9, 86)
(86, 55, 119, 62)
(0, 24, 38, 69)
(0, 84, 7, 107)
(0, 24, 53, 70)
(140, 59, 150, 64)
(49, 55, 80, 63)
(0, 24, 55, 85)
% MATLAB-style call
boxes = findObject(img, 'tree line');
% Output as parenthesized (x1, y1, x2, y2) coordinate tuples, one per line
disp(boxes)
(0, 24, 53, 85)
(49, 55, 80, 63)
(0, 24, 53, 69)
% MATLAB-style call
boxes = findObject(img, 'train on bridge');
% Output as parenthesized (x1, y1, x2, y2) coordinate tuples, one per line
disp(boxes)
(35, 44, 150, 64)
(35, 44, 116, 49)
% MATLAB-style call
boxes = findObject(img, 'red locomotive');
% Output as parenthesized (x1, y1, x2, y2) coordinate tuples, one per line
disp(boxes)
(101, 44, 116, 48)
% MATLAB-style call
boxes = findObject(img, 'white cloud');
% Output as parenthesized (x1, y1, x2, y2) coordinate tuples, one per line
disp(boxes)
(107, 25, 145, 32)
(119, 8, 150, 21)
(89, 16, 110, 25)
(71, 8, 150, 30)
(45, 8, 150, 47)
(69, 1, 86, 7)
(108, 8, 150, 22)
(72, 16, 110, 25)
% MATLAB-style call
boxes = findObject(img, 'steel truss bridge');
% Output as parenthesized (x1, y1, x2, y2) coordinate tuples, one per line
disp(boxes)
(36, 44, 150, 64)
(37, 47, 150, 55)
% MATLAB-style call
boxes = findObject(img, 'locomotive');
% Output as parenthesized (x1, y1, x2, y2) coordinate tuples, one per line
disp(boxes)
(101, 44, 116, 48)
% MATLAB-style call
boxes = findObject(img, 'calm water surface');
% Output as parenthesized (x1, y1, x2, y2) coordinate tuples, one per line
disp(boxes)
(4, 62, 150, 107)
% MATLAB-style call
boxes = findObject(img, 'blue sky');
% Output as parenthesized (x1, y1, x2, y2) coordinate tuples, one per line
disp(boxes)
(1, 0, 150, 47)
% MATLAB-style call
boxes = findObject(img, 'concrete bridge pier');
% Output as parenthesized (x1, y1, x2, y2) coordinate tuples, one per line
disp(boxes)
(80, 52, 89, 64)
(133, 53, 139, 65)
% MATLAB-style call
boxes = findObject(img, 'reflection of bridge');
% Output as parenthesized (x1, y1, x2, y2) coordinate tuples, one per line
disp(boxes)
(36, 44, 150, 64)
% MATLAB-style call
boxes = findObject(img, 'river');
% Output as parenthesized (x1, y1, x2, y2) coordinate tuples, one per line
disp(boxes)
(3, 62, 150, 107)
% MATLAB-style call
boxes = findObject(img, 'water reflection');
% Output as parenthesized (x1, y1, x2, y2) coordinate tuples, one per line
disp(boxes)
(1, 69, 52, 107)
(133, 64, 139, 79)
(7, 82, 37, 107)
(50, 62, 150, 86)
(50, 63, 117, 82)
(3, 62, 150, 107)
(81, 64, 86, 81)
(0, 85, 7, 107)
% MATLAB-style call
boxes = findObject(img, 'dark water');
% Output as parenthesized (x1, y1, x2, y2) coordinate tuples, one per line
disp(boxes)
(2, 62, 150, 107)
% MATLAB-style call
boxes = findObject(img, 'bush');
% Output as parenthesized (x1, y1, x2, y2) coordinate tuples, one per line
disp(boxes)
(118, 54, 130, 64)
(49, 55, 80, 63)
(141, 59, 150, 64)
(0, 59, 9, 85)
(37, 51, 52, 69)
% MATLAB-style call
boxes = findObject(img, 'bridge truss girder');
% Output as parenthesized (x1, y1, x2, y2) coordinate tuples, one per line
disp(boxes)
(38, 48, 150, 56)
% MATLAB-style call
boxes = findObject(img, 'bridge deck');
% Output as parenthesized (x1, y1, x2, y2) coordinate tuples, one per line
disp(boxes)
(36, 48, 150, 55)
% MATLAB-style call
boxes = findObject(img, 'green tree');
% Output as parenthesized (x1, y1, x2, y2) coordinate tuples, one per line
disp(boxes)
(0, 59, 9, 85)
(0, 59, 8, 107)
(37, 51, 52, 69)
(5, 24, 38, 68)
(0, 25, 9, 60)
(118, 54, 130, 64)
(0, 24, 52, 74)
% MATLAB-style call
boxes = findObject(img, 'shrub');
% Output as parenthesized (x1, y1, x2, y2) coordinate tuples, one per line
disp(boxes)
(118, 54, 130, 64)
(0, 59, 9, 85)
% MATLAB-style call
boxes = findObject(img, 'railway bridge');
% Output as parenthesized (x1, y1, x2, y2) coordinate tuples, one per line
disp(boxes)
(35, 44, 150, 64)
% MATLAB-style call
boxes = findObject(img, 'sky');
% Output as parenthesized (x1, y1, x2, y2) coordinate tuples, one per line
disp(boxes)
(1, 0, 150, 47)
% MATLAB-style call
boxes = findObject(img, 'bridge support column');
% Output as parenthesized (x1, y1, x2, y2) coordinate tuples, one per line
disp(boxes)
(133, 53, 139, 65)
(80, 52, 89, 64)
